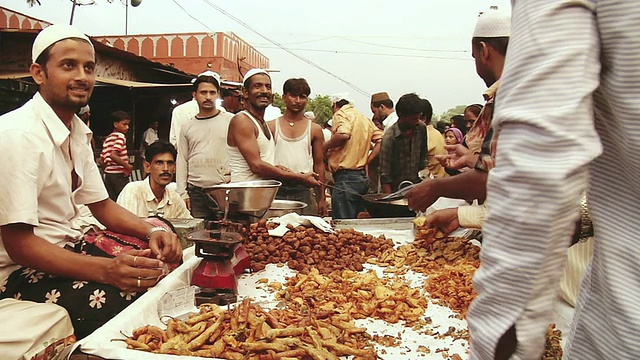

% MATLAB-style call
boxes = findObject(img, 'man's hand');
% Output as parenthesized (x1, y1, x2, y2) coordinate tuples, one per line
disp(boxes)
(406, 179, 441, 212)
(276, 165, 292, 172)
(185, 198, 191, 211)
(148, 230, 182, 264)
(299, 172, 320, 187)
(436, 144, 477, 170)
(106, 249, 166, 292)
(422, 208, 460, 236)
(317, 198, 328, 217)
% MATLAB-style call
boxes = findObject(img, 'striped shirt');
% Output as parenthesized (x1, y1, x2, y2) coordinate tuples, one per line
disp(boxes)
(101, 131, 128, 174)
(468, 1, 640, 359)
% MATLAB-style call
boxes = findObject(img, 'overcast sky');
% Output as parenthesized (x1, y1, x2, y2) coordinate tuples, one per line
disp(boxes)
(6, 0, 511, 116)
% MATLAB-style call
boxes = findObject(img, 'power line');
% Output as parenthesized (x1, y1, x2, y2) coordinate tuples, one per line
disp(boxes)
(196, 0, 371, 97)
(337, 37, 470, 53)
(170, 0, 215, 34)
(252, 46, 472, 61)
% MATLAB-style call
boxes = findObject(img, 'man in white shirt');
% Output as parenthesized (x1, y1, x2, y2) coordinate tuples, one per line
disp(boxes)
(169, 98, 198, 148)
(370, 92, 398, 129)
(0, 24, 181, 340)
(118, 141, 191, 219)
(176, 71, 233, 219)
(140, 120, 158, 154)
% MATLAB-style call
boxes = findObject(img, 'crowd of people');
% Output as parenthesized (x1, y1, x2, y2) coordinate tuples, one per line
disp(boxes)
(1, 1, 639, 359)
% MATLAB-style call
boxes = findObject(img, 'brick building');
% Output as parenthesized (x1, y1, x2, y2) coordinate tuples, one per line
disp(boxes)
(93, 32, 269, 82)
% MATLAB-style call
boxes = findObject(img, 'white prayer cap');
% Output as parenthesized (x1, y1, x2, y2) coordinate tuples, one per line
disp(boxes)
(304, 111, 316, 120)
(32, 24, 93, 63)
(78, 105, 90, 115)
(242, 68, 270, 85)
(472, 8, 511, 38)
(195, 70, 221, 86)
(329, 92, 353, 105)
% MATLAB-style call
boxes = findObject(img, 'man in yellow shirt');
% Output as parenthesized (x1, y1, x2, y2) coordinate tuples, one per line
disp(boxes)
(324, 94, 383, 219)
(420, 98, 447, 178)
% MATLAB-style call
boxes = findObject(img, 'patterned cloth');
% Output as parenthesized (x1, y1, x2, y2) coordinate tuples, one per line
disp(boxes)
(379, 121, 428, 191)
(467, 1, 640, 359)
(464, 81, 498, 155)
(0, 218, 173, 340)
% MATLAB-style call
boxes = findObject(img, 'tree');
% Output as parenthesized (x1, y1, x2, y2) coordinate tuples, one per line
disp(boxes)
(438, 104, 468, 124)
(305, 95, 333, 125)
(272, 93, 285, 113)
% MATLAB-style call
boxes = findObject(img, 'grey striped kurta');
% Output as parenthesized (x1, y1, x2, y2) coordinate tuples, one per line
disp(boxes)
(467, 1, 640, 359)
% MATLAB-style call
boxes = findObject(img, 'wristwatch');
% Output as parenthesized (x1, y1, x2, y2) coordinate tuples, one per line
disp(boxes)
(146, 226, 168, 240)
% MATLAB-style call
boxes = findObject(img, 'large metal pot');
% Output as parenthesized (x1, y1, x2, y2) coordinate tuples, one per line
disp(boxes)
(204, 180, 281, 217)
(261, 200, 307, 219)
(362, 193, 415, 218)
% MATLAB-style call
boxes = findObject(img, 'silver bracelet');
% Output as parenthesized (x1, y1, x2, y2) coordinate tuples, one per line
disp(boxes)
(146, 226, 168, 240)
(579, 197, 593, 241)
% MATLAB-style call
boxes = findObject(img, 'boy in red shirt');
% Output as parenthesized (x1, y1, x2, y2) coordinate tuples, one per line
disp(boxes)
(101, 110, 134, 200)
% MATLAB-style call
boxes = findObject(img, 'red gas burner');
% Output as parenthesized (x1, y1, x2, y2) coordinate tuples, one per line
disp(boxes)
(188, 221, 251, 305)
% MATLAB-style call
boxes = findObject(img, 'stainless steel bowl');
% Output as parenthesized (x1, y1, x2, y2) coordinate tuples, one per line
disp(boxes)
(262, 200, 307, 219)
(203, 180, 282, 217)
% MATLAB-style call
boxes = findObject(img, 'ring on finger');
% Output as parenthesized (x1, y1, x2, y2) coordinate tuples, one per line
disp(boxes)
(137, 278, 141, 287)
(133, 256, 138, 267)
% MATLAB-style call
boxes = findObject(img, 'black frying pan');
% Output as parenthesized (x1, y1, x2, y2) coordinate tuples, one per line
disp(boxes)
(362, 193, 415, 218)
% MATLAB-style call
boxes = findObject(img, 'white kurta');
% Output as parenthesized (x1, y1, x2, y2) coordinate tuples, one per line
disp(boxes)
(467, 1, 640, 359)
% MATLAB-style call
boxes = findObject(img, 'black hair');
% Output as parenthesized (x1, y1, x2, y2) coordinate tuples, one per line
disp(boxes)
(420, 98, 434, 124)
(395, 93, 423, 116)
(110, 110, 130, 124)
(450, 115, 468, 136)
(472, 36, 509, 56)
(283, 78, 311, 96)
(144, 140, 177, 163)
(334, 99, 350, 108)
(192, 75, 220, 92)
(371, 99, 394, 109)
(436, 121, 447, 134)
(465, 103, 483, 117)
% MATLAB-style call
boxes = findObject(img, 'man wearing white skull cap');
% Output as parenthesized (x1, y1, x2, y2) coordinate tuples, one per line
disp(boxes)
(227, 69, 320, 187)
(0, 24, 182, 340)
(406, 8, 510, 213)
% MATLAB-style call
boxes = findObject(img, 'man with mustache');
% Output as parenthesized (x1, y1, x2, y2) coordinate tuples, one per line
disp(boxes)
(378, 93, 429, 193)
(0, 24, 181, 340)
(117, 141, 191, 219)
(176, 71, 233, 220)
(227, 69, 319, 188)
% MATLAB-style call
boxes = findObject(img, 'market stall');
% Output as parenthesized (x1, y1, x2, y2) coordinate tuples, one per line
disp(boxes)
(70, 181, 567, 359)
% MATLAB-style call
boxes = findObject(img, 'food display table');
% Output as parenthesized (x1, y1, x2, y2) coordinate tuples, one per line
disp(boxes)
(71, 214, 571, 359)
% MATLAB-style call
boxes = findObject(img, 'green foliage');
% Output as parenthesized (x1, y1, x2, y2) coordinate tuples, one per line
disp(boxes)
(305, 95, 333, 125)
(272, 93, 285, 113)
(438, 104, 467, 123)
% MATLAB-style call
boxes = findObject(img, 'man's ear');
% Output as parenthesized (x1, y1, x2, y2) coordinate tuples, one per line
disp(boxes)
(143, 161, 151, 174)
(29, 63, 46, 85)
(480, 41, 491, 61)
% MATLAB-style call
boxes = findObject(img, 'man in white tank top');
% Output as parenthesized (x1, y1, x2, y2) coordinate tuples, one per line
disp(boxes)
(227, 69, 320, 189)
(267, 78, 327, 216)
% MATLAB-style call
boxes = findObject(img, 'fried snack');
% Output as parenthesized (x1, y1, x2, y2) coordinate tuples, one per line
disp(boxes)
(245, 221, 394, 274)
(277, 268, 428, 325)
(120, 300, 376, 359)
(542, 324, 563, 360)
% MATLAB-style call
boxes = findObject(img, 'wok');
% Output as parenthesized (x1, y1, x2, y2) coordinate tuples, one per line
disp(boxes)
(362, 193, 415, 218)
